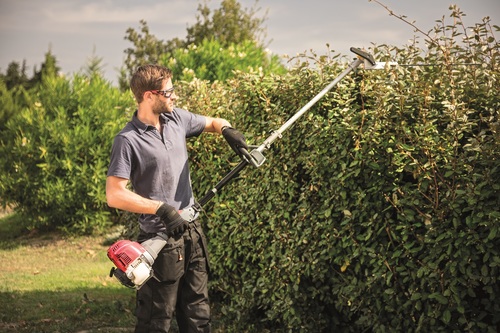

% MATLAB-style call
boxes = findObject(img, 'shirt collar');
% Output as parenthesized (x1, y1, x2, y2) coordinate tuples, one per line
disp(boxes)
(131, 111, 148, 134)
(131, 111, 171, 134)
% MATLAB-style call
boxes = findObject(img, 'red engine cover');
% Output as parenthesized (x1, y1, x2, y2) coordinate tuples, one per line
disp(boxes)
(107, 240, 146, 272)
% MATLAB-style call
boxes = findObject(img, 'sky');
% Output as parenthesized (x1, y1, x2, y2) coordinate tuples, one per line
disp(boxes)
(0, 0, 498, 85)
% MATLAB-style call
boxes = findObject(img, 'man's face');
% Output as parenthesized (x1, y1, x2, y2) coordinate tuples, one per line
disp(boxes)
(152, 78, 177, 114)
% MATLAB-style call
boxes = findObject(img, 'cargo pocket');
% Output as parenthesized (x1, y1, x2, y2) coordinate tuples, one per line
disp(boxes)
(152, 236, 185, 283)
(192, 220, 211, 274)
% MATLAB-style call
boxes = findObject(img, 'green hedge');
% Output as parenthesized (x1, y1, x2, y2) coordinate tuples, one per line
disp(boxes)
(183, 20, 499, 333)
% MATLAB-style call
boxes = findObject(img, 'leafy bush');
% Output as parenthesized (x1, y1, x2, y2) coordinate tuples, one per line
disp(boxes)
(0, 80, 31, 133)
(162, 38, 286, 82)
(183, 11, 500, 332)
(0, 74, 134, 233)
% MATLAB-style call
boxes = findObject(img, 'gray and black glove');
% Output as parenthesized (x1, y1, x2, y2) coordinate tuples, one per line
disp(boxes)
(156, 203, 189, 237)
(222, 126, 248, 157)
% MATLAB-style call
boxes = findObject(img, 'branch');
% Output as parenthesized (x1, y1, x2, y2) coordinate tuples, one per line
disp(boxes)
(369, 0, 445, 54)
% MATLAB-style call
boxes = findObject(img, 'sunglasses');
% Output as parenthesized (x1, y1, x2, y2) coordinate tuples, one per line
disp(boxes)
(150, 86, 175, 99)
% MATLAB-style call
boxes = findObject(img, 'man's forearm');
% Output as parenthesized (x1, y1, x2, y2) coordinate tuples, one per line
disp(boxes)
(106, 178, 161, 215)
(205, 116, 232, 134)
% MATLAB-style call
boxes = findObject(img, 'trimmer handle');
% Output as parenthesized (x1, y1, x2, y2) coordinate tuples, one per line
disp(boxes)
(239, 146, 266, 168)
(350, 47, 376, 66)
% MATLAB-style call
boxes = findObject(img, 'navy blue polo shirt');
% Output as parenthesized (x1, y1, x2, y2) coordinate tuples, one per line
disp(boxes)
(107, 108, 206, 233)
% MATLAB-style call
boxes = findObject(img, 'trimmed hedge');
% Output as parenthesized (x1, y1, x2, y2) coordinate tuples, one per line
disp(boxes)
(183, 17, 499, 333)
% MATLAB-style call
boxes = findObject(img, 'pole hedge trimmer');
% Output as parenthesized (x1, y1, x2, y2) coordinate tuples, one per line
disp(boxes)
(107, 47, 382, 289)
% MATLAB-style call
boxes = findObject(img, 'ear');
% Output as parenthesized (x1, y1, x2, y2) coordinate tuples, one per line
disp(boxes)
(142, 90, 156, 102)
(138, 91, 155, 108)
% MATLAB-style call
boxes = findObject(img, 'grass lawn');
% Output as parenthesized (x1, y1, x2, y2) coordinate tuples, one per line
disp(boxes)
(0, 213, 136, 332)
(0, 212, 243, 333)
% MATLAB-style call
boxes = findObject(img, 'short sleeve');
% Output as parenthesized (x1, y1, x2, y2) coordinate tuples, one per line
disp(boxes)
(107, 135, 133, 179)
(174, 108, 206, 138)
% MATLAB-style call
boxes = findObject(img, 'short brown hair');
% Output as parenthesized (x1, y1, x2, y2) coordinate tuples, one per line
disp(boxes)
(130, 65, 173, 103)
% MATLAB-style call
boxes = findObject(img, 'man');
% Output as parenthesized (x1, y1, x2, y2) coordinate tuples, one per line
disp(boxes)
(106, 64, 247, 332)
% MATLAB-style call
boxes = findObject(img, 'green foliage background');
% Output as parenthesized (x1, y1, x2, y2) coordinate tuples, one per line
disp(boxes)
(162, 39, 286, 82)
(0, 7, 499, 332)
(0, 75, 134, 233)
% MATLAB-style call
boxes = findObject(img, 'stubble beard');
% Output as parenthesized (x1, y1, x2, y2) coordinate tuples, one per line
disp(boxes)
(152, 98, 170, 115)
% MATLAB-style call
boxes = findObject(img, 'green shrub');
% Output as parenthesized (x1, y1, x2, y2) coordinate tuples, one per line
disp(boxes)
(0, 74, 134, 233)
(182, 13, 500, 333)
(0, 80, 31, 134)
(161, 38, 286, 82)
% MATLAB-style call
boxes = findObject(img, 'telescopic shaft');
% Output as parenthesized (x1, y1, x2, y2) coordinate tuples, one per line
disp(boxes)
(256, 57, 364, 153)
(194, 47, 373, 210)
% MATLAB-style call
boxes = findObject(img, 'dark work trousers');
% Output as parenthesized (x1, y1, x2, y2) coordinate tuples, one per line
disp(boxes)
(135, 221, 210, 333)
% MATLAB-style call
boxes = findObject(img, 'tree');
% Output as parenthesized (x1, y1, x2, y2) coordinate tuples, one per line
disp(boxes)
(1, 60, 30, 90)
(119, 0, 270, 89)
(82, 46, 106, 79)
(122, 19, 172, 82)
(30, 48, 60, 86)
(0, 47, 60, 91)
(185, 0, 267, 47)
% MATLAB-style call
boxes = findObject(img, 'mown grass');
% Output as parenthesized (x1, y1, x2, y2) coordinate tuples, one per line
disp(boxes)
(0, 213, 136, 332)
(0, 212, 252, 333)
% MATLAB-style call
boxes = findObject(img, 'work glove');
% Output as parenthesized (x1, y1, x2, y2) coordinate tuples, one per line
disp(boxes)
(222, 126, 248, 157)
(156, 203, 189, 237)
